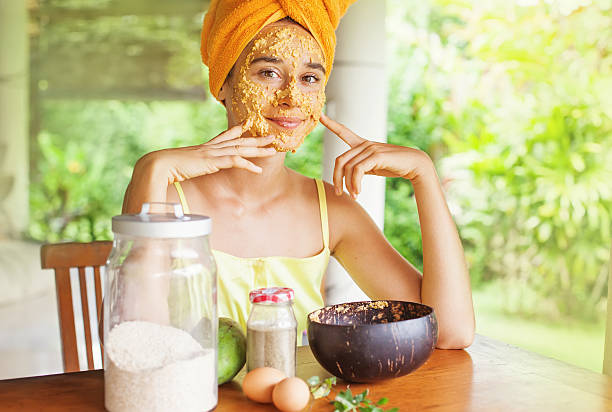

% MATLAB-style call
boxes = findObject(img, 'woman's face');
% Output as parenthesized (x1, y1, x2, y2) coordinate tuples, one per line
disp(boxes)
(219, 21, 326, 152)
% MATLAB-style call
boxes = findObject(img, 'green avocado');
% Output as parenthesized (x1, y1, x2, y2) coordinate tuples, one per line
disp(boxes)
(218, 317, 246, 384)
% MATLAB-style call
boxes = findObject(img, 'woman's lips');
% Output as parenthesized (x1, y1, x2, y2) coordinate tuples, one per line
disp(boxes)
(267, 117, 304, 130)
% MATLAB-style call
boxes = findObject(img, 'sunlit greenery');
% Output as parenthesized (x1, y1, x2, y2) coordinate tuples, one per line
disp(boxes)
(386, 0, 611, 320)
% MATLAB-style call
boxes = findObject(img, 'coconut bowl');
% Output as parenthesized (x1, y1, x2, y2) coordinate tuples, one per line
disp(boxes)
(307, 300, 437, 383)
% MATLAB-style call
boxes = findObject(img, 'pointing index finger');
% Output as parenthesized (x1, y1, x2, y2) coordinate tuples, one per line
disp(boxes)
(320, 113, 364, 148)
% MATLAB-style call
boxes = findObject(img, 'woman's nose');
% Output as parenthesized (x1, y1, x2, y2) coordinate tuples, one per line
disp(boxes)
(275, 79, 299, 107)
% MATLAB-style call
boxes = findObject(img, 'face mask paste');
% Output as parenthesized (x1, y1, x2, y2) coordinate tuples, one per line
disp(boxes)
(230, 25, 326, 152)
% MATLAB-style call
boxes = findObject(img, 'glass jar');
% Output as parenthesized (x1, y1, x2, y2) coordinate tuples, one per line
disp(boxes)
(246, 287, 297, 377)
(104, 203, 217, 412)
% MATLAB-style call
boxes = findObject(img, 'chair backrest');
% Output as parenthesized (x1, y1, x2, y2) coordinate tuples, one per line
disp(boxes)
(40, 241, 112, 373)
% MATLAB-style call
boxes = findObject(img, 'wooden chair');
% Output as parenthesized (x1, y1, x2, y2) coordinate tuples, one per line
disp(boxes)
(40, 241, 112, 373)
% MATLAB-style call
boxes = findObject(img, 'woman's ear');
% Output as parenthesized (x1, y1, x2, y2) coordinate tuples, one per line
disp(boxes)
(217, 83, 228, 107)
(218, 66, 235, 107)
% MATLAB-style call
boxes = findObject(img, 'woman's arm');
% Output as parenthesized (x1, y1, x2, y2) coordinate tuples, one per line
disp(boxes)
(412, 163, 475, 348)
(322, 114, 475, 349)
(123, 153, 172, 213)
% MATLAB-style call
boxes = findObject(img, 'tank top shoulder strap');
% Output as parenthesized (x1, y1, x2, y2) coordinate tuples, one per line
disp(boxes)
(173, 181, 191, 214)
(315, 178, 330, 249)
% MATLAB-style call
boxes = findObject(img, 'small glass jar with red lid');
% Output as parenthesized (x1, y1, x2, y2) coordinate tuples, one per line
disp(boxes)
(246, 287, 297, 377)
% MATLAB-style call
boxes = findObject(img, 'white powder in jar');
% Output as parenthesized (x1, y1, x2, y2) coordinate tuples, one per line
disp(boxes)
(105, 320, 216, 412)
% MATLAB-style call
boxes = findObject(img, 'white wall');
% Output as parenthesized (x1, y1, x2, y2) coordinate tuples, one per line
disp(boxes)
(322, 0, 387, 305)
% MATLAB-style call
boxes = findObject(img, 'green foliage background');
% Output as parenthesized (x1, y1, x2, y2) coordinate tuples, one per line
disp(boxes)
(384, 0, 611, 320)
(29, 0, 612, 321)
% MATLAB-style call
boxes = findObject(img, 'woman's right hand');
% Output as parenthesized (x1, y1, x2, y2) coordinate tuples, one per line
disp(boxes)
(123, 123, 276, 213)
(144, 123, 277, 183)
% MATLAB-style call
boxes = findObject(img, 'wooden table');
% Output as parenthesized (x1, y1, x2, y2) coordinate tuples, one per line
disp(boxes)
(1, 335, 612, 411)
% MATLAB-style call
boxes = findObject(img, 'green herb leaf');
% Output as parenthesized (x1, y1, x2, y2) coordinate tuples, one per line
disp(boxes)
(325, 376, 337, 387)
(307, 375, 320, 386)
(334, 392, 357, 410)
(377, 398, 389, 405)
(330, 387, 398, 412)
(353, 389, 368, 403)
(336, 388, 353, 404)
(308, 375, 338, 399)
(311, 384, 331, 399)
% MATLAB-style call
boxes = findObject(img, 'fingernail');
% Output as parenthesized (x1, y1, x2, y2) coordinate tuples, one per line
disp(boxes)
(335, 188, 341, 196)
(266, 148, 276, 152)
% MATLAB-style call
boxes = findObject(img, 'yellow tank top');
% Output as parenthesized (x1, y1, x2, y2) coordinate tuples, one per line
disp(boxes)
(174, 179, 330, 339)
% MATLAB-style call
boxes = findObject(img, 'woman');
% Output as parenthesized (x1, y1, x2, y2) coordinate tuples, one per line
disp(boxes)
(123, 0, 474, 349)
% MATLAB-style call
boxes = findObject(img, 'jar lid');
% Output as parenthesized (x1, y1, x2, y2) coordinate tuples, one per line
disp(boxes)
(112, 202, 211, 238)
(249, 287, 294, 304)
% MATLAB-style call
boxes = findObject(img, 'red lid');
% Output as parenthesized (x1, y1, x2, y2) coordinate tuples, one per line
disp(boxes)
(249, 287, 294, 304)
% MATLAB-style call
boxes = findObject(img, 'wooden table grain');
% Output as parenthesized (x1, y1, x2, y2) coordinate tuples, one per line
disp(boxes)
(1, 335, 611, 411)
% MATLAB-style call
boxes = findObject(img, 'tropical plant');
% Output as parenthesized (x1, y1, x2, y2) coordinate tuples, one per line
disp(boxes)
(387, 0, 612, 319)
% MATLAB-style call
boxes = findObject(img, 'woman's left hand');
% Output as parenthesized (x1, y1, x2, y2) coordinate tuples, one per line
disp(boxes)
(320, 113, 434, 198)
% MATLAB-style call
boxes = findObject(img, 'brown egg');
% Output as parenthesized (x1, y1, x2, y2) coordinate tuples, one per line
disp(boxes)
(242, 367, 286, 403)
(272, 377, 311, 412)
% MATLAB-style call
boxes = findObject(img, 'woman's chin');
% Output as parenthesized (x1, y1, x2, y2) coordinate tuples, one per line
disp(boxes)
(269, 121, 317, 152)
(271, 135, 305, 152)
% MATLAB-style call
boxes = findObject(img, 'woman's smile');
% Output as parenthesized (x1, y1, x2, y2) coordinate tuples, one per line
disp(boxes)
(267, 116, 304, 129)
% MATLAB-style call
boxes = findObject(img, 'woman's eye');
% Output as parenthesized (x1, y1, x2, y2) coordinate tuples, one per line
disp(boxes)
(302, 74, 320, 84)
(260, 69, 280, 79)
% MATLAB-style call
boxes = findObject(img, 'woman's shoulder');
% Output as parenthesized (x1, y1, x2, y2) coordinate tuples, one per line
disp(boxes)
(317, 179, 360, 212)
(284, 171, 359, 214)
(316, 179, 378, 250)
(287, 172, 351, 206)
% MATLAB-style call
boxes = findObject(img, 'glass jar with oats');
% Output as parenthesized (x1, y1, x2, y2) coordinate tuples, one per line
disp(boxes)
(105, 203, 217, 412)
(246, 287, 297, 377)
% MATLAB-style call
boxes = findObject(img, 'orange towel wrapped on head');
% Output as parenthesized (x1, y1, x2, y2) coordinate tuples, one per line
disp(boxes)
(201, 0, 357, 100)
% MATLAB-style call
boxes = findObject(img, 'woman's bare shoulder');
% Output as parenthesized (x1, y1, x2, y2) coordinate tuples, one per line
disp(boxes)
(319, 179, 362, 212)
(318, 179, 377, 250)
